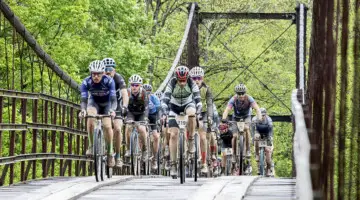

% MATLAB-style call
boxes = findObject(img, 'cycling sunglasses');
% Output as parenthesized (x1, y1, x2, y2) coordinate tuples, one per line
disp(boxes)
(91, 72, 103, 77)
(191, 76, 203, 81)
(131, 84, 140, 87)
(237, 92, 246, 96)
(105, 67, 114, 72)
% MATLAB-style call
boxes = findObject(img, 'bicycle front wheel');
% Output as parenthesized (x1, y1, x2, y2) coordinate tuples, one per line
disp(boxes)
(194, 133, 199, 182)
(93, 128, 101, 182)
(238, 134, 244, 176)
(259, 147, 265, 176)
(130, 132, 139, 176)
(179, 132, 185, 184)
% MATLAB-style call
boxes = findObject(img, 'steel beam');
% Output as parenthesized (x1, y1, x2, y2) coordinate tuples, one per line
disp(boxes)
(200, 12, 296, 21)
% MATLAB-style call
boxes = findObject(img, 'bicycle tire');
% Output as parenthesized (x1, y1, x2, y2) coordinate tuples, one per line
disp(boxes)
(100, 129, 106, 181)
(179, 132, 185, 184)
(146, 135, 150, 175)
(93, 128, 101, 182)
(238, 134, 244, 176)
(260, 147, 265, 176)
(157, 140, 161, 175)
(194, 133, 198, 182)
(130, 131, 138, 176)
(226, 155, 231, 176)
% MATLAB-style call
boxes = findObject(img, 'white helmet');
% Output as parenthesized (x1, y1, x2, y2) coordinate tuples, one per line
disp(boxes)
(235, 83, 247, 93)
(129, 74, 143, 84)
(102, 58, 116, 67)
(143, 84, 152, 91)
(89, 60, 105, 73)
(189, 66, 204, 77)
(260, 108, 267, 115)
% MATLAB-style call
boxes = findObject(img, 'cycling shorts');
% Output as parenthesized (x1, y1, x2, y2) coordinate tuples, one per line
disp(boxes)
(88, 98, 111, 114)
(168, 102, 195, 128)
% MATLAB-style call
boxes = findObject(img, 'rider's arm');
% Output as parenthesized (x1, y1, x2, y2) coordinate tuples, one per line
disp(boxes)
(206, 86, 214, 120)
(109, 79, 117, 111)
(191, 80, 202, 112)
(268, 116, 274, 137)
(249, 96, 262, 120)
(80, 79, 89, 110)
(144, 90, 149, 118)
(116, 74, 129, 108)
(222, 97, 234, 120)
(153, 95, 162, 119)
(161, 79, 174, 114)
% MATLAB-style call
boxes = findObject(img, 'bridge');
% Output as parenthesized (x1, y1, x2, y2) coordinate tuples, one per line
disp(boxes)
(0, 1, 358, 200)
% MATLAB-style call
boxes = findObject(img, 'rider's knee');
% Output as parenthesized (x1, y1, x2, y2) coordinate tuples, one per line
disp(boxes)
(265, 147, 272, 154)
(87, 107, 97, 115)
(113, 119, 122, 133)
(153, 132, 160, 140)
(102, 118, 112, 131)
(254, 133, 260, 140)
(186, 107, 196, 116)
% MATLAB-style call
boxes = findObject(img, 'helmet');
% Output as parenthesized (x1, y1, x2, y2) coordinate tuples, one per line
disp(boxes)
(189, 66, 204, 77)
(143, 84, 152, 92)
(219, 123, 228, 131)
(260, 108, 267, 115)
(129, 74, 143, 84)
(89, 60, 105, 73)
(102, 58, 116, 67)
(154, 91, 163, 99)
(174, 65, 189, 81)
(234, 83, 247, 93)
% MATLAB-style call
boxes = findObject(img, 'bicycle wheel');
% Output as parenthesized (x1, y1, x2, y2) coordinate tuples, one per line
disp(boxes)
(157, 140, 161, 175)
(194, 133, 198, 182)
(100, 129, 106, 181)
(179, 132, 185, 184)
(259, 147, 265, 176)
(226, 155, 231, 176)
(93, 128, 101, 182)
(130, 131, 138, 176)
(238, 134, 244, 175)
(146, 135, 150, 175)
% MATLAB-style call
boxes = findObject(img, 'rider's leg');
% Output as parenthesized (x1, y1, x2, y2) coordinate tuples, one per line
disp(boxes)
(210, 132, 217, 160)
(169, 126, 179, 176)
(185, 105, 196, 154)
(103, 116, 115, 167)
(231, 133, 238, 163)
(86, 106, 97, 155)
(244, 121, 251, 157)
(199, 121, 208, 173)
(114, 118, 123, 167)
(137, 124, 148, 161)
(152, 129, 160, 170)
(221, 150, 226, 174)
(124, 112, 135, 157)
(265, 137, 273, 176)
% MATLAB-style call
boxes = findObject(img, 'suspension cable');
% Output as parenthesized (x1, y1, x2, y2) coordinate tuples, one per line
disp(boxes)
(201, 22, 293, 113)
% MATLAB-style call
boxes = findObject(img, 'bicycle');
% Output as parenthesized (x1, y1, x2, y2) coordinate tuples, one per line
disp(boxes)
(125, 120, 148, 176)
(223, 147, 233, 176)
(229, 118, 251, 176)
(187, 116, 200, 181)
(258, 135, 268, 176)
(86, 114, 113, 182)
(147, 123, 161, 175)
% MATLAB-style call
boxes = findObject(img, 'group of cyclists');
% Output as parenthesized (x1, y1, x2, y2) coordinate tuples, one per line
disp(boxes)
(79, 58, 275, 178)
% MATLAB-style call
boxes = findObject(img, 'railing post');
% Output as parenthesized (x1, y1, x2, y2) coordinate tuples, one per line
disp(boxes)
(42, 100, 48, 178)
(9, 98, 16, 184)
(0, 96, 3, 157)
(20, 99, 27, 181)
(32, 99, 38, 179)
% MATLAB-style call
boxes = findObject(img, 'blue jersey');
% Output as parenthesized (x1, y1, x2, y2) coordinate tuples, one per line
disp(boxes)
(80, 75, 116, 105)
(149, 94, 160, 115)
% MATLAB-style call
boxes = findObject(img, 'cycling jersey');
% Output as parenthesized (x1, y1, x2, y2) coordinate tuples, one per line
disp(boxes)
(252, 115, 273, 136)
(113, 73, 126, 101)
(80, 75, 117, 111)
(213, 104, 220, 129)
(227, 94, 255, 119)
(220, 130, 233, 148)
(127, 87, 149, 116)
(162, 77, 201, 113)
(149, 94, 160, 114)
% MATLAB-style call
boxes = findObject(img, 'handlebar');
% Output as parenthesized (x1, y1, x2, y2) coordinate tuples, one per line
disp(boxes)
(85, 114, 112, 119)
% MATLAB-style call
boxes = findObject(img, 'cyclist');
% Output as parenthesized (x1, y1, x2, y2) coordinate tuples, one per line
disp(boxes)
(218, 123, 233, 175)
(79, 60, 117, 167)
(161, 65, 202, 177)
(210, 103, 221, 176)
(102, 58, 129, 168)
(155, 90, 171, 170)
(189, 66, 213, 175)
(221, 83, 262, 174)
(251, 108, 274, 176)
(143, 84, 161, 171)
(124, 75, 149, 162)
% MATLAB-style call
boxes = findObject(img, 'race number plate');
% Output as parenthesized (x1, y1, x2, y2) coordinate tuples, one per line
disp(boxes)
(225, 148, 233, 155)
(259, 140, 267, 147)
(177, 120, 187, 128)
(237, 122, 245, 132)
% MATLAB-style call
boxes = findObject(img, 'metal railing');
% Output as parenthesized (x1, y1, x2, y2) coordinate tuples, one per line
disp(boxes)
(292, 89, 312, 200)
